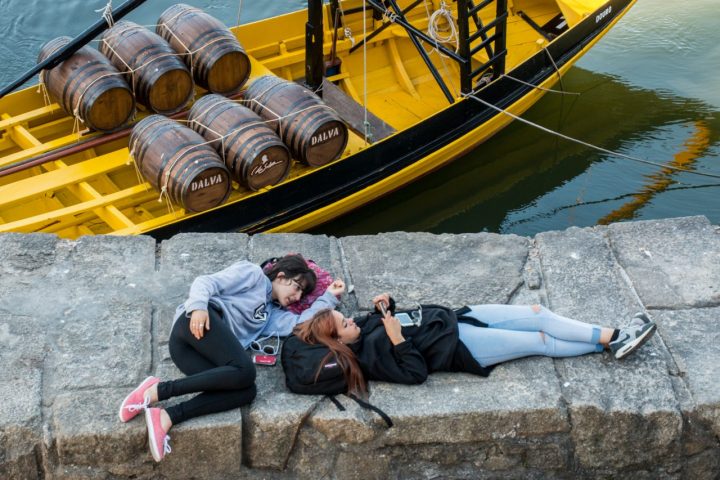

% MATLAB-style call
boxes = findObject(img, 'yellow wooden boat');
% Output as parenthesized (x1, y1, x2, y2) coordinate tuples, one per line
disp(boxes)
(0, 0, 635, 239)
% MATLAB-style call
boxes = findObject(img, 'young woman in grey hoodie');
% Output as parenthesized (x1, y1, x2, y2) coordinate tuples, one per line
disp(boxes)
(118, 254, 346, 462)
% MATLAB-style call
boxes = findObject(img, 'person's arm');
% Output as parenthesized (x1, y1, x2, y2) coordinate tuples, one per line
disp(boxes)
(265, 279, 345, 336)
(388, 340, 428, 384)
(379, 302, 428, 384)
(183, 261, 261, 314)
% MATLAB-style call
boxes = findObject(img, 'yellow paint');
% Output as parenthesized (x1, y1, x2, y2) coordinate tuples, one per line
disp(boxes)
(598, 122, 711, 225)
(0, 0, 636, 238)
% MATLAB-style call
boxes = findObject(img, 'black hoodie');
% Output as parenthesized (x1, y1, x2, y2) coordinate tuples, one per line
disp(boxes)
(349, 303, 492, 384)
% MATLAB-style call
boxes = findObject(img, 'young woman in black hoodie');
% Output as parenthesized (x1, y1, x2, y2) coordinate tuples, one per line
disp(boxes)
(293, 293, 656, 394)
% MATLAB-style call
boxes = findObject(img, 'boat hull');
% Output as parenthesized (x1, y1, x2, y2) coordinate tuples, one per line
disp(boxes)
(148, 0, 634, 239)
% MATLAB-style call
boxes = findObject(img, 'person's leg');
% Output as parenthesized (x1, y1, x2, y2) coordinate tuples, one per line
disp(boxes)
(464, 304, 613, 344)
(154, 308, 257, 425)
(458, 322, 603, 368)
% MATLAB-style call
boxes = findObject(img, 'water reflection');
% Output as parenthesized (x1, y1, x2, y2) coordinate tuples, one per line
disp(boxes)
(312, 67, 720, 236)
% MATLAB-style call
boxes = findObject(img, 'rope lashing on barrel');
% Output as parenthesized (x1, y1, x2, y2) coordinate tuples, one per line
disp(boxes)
(95, 0, 115, 28)
(127, 147, 150, 192)
(242, 86, 335, 142)
(36, 73, 52, 108)
(461, 89, 720, 180)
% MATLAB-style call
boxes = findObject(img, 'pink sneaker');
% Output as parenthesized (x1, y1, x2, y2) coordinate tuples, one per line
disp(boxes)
(118, 376, 160, 423)
(145, 407, 171, 462)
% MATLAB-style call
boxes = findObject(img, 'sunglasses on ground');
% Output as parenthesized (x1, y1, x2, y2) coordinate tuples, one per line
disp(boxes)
(250, 331, 280, 355)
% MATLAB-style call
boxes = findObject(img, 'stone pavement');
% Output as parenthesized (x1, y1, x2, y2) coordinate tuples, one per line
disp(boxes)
(0, 216, 718, 479)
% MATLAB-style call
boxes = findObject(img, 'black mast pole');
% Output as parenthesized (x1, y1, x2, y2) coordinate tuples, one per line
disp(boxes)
(305, 0, 325, 96)
(0, 0, 148, 99)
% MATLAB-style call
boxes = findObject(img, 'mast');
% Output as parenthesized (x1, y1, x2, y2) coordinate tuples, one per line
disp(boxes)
(305, 0, 325, 95)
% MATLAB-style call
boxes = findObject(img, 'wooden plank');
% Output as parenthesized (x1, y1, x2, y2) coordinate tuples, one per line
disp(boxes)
(0, 183, 150, 233)
(0, 148, 130, 210)
(322, 79, 396, 143)
(0, 104, 61, 132)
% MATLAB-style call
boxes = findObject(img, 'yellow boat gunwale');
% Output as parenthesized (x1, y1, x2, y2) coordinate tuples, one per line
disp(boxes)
(0, 0, 636, 238)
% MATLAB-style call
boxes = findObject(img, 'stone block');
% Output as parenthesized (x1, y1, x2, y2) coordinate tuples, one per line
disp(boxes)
(310, 395, 379, 445)
(157, 411, 244, 480)
(51, 389, 151, 477)
(0, 233, 58, 275)
(48, 301, 152, 393)
(368, 363, 567, 446)
(537, 227, 682, 469)
(651, 308, 720, 439)
(242, 362, 320, 469)
(158, 233, 250, 281)
(607, 216, 720, 308)
(0, 369, 42, 480)
(340, 232, 529, 308)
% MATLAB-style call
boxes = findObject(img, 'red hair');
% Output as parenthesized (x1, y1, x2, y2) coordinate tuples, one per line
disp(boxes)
(293, 309, 367, 396)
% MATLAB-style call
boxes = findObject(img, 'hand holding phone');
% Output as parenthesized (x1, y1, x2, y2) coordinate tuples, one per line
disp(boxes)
(378, 300, 388, 317)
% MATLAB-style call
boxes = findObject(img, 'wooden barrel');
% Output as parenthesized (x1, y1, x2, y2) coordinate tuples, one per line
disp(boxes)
(188, 94, 291, 190)
(37, 36, 135, 132)
(100, 21, 194, 115)
(129, 115, 231, 213)
(157, 4, 250, 95)
(243, 76, 348, 167)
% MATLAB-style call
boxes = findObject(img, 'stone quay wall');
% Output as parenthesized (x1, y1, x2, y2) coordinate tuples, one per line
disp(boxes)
(1, 216, 719, 479)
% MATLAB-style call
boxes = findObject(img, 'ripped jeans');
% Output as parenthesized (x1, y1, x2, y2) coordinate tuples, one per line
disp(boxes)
(458, 304, 604, 368)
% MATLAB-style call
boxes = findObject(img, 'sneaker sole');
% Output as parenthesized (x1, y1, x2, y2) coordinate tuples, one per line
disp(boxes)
(118, 376, 155, 423)
(615, 323, 657, 360)
(145, 408, 163, 462)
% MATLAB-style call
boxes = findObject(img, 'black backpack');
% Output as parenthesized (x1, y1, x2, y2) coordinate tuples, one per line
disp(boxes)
(281, 334, 348, 395)
(281, 334, 393, 427)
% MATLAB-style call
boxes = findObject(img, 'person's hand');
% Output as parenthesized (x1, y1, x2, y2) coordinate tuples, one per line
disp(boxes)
(190, 309, 210, 340)
(326, 279, 345, 297)
(381, 313, 405, 345)
(372, 293, 391, 312)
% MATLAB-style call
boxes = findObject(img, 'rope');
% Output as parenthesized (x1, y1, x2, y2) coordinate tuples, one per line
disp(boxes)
(335, 0, 356, 46)
(501, 73, 580, 95)
(236, 0, 244, 28)
(362, 0, 369, 144)
(461, 90, 720, 180)
(427, 1, 459, 53)
(95, 0, 115, 28)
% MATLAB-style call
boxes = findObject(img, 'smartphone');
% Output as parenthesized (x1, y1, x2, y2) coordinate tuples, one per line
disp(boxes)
(378, 300, 388, 316)
(253, 354, 277, 366)
(394, 312, 417, 327)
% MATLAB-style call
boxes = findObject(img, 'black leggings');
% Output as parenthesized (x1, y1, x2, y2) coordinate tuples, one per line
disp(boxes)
(159, 307, 257, 425)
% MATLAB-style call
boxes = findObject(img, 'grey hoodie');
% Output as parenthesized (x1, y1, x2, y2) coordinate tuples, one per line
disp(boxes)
(174, 260, 339, 348)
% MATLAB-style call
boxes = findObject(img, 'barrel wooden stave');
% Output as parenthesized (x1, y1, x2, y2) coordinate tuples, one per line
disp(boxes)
(37, 36, 135, 132)
(157, 4, 250, 94)
(100, 21, 194, 115)
(188, 94, 290, 190)
(129, 115, 231, 212)
(244, 76, 348, 167)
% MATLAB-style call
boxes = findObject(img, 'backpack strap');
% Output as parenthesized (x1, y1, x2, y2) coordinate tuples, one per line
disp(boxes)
(455, 306, 489, 328)
(347, 394, 394, 428)
(327, 395, 346, 411)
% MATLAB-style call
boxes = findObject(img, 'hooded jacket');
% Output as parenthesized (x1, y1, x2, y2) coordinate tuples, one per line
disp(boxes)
(349, 304, 491, 384)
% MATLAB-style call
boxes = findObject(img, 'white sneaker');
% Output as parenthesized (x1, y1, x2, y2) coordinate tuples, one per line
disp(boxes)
(609, 312, 657, 360)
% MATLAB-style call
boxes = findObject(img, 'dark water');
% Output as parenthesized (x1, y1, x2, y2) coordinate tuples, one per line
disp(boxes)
(1, 0, 718, 235)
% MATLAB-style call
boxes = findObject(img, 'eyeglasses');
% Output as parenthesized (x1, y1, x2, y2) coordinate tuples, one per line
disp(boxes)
(250, 331, 280, 355)
(289, 278, 304, 293)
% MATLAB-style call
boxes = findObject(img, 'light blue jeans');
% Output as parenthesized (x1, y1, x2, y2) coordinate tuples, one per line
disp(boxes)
(458, 305, 604, 368)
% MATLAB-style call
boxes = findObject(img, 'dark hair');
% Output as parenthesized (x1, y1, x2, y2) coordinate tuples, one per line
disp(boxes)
(293, 309, 367, 396)
(264, 254, 316, 295)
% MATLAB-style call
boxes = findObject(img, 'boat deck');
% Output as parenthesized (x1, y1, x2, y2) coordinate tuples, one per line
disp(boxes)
(0, 0, 601, 238)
